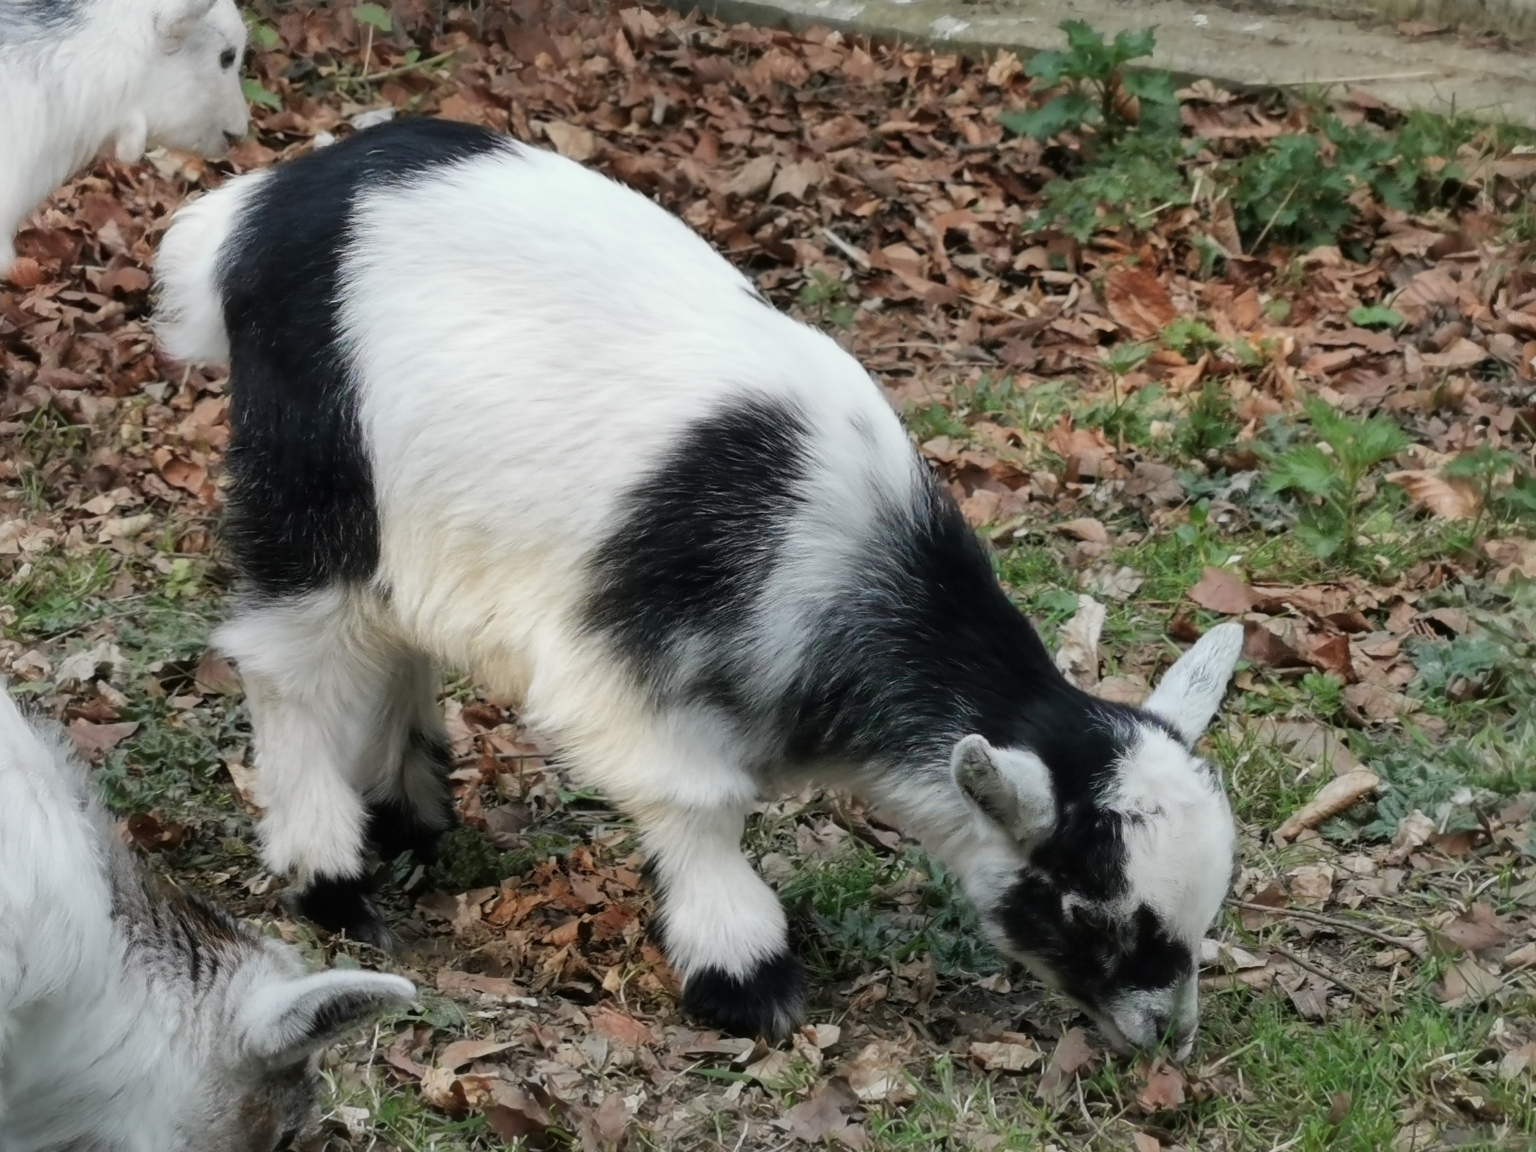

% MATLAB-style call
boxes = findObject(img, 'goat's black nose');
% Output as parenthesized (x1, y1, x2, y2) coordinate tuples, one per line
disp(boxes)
(1148, 1011, 1172, 1042)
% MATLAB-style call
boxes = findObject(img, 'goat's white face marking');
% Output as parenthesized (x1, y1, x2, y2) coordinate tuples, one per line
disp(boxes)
(138, 0, 250, 158)
(958, 624, 1243, 1055)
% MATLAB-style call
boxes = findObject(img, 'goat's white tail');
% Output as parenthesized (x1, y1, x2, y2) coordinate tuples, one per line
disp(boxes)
(153, 170, 271, 365)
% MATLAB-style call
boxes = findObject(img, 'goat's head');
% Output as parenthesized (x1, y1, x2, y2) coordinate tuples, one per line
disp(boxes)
(951, 623, 1244, 1058)
(137, 891, 414, 1151)
(128, 0, 249, 160)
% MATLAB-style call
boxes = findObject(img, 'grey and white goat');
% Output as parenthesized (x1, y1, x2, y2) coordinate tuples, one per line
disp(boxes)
(154, 118, 1245, 1055)
(0, 0, 249, 271)
(0, 684, 414, 1151)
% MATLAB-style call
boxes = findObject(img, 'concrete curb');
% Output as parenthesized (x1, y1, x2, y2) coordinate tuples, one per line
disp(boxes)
(664, 0, 1536, 127)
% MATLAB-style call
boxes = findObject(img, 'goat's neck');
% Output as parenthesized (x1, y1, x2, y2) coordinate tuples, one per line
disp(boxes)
(0, 27, 145, 239)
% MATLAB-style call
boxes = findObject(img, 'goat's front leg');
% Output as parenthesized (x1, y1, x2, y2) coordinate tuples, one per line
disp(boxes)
(637, 802, 804, 1041)
(113, 111, 148, 162)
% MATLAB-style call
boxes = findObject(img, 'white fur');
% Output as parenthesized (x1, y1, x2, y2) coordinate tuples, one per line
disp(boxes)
(0, 0, 249, 271)
(0, 684, 413, 1149)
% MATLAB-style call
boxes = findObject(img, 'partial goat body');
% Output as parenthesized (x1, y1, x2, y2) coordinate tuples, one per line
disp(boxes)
(0, 0, 248, 270)
(0, 686, 413, 1152)
(155, 118, 1244, 1051)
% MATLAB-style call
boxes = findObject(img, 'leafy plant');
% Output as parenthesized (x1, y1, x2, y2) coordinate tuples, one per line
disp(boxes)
(1160, 317, 1222, 358)
(242, 77, 282, 110)
(999, 22, 1176, 144)
(1348, 305, 1404, 329)
(1091, 341, 1155, 440)
(1264, 397, 1409, 562)
(352, 3, 393, 32)
(1445, 444, 1525, 535)
(798, 269, 855, 330)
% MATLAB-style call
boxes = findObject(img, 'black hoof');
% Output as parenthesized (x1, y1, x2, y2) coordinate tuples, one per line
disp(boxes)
(682, 950, 806, 1041)
(295, 875, 396, 951)
(366, 797, 453, 862)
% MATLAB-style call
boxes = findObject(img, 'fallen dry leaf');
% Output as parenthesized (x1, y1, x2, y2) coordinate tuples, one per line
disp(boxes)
(437, 1038, 517, 1073)
(835, 1041, 914, 1104)
(1036, 1027, 1095, 1100)
(1386, 470, 1479, 520)
(1437, 956, 1501, 1006)
(1274, 770, 1381, 842)
(969, 1035, 1043, 1073)
(1137, 1062, 1187, 1112)
(1436, 905, 1508, 956)
(1055, 517, 1109, 544)
(1104, 265, 1178, 339)
(1187, 566, 1257, 614)
(69, 719, 139, 759)
(1053, 594, 1106, 688)
(777, 1077, 860, 1144)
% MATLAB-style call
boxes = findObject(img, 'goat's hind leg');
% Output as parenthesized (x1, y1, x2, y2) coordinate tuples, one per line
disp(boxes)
(364, 650, 456, 862)
(217, 588, 399, 947)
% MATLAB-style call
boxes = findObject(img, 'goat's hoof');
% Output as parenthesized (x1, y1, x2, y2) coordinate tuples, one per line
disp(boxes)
(295, 875, 397, 952)
(682, 950, 806, 1041)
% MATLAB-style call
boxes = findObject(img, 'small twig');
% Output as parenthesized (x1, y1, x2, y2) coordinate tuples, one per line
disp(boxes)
(1251, 180, 1300, 251)
(1272, 942, 1388, 1012)
(357, 48, 459, 84)
(1273, 70, 1448, 86)
(1231, 900, 1421, 951)
(821, 227, 870, 269)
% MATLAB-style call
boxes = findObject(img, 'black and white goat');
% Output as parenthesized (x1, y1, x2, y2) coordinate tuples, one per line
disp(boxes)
(0, 0, 249, 271)
(0, 685, 414, 1150)
(154, 118, 1244, 1055)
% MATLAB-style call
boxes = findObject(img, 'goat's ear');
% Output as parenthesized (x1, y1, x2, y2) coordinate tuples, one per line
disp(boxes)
(240, 970, 415, 1067)
(155, 0, 218, 41)
(952, 734, 1055, 845)
(1143, 622, 1245, 747)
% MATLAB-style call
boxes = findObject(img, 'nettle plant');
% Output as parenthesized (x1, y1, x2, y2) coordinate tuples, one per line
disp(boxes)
(1264, 396, 1409, 563)
(999, 22, 1177, 144)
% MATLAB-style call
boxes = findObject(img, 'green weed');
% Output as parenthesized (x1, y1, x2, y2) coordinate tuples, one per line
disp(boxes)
(1263, 396, 1410, 565)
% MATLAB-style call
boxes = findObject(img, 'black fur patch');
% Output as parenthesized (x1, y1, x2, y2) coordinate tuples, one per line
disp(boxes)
(682, 950, 806, 1041)
(998, 878, 1191, 1012)
(295, 874, 393, 949)
(216, 119, 511, 597)
(583, 395, 812, 691)
(366, 730, 456, 859)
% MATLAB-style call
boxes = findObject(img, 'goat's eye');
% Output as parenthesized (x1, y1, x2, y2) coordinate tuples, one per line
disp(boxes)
(219, 47, 237, 69)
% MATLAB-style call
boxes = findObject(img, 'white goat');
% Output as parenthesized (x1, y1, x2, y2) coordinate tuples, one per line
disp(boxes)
(0, 684, 414, 1151)
(154, 117, 1245, 1055)
(0, 0, 250, 271)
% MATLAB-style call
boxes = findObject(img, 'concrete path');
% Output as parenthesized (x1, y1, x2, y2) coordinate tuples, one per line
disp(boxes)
(670, 0, 1536, 128)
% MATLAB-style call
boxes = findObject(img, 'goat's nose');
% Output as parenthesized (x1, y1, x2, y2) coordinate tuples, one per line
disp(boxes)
(1147, 1011, 1172, 1042)
(224, 130, 245, 145)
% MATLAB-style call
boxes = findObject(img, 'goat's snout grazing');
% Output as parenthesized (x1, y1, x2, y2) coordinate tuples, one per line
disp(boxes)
(0, 0, 249, 269)
(0, 684, 413, 1151)
(152, 118, 1244, 1052)
(959, 624, 1243, 1056)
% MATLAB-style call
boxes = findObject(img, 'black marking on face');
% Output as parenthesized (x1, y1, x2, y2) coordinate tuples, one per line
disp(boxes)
(216, 118, 512, 598)
(583, 395, 812, 692)
(997, 873, 1191, 1013)
(219, 45, 237, 68)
